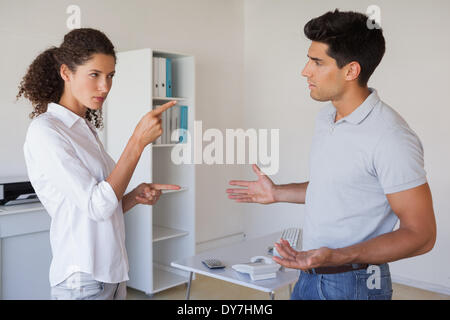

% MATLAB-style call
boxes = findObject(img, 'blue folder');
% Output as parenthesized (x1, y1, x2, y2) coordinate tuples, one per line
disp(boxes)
(179, 106, 188, 143)
(166, 58, 172, 97)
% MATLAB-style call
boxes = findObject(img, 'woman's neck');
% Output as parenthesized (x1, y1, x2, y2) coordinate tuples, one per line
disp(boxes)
(58, 92, 87, 118)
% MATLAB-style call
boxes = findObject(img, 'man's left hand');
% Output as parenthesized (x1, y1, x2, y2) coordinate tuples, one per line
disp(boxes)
(272, 239, 333, 270)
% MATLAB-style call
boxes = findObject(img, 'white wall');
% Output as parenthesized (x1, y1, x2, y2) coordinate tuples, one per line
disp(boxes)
(0, 0, 246, 247)
(243, 0, 450, 294)
(1, 0, 449, 295)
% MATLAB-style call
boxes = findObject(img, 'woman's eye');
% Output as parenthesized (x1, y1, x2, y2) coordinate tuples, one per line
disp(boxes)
(108, 74, 115, 79)
(90, 73, 98, 78)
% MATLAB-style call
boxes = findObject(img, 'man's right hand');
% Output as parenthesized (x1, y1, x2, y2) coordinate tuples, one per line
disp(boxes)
(226, 164, 277, 204)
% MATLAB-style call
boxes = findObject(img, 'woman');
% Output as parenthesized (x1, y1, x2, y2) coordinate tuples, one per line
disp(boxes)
(17, 28, 179, 300)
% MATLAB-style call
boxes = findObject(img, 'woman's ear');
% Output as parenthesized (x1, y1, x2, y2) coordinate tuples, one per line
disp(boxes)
(59, 64, 72, 82)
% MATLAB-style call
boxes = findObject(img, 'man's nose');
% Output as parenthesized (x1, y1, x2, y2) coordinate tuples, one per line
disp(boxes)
(301, 62, 311, 78)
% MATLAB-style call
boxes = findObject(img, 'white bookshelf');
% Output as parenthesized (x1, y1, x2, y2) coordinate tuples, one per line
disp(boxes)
(152, 144, 182, 148)
(153, 225, 189, 242)
(162, 187, 188, 194)
(104, 48, 195, 295)
(152, 264, 188, 294)
(153, 97, 187, 101)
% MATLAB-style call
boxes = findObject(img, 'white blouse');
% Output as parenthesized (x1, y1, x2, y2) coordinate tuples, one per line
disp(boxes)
(23, 102, 129, 286)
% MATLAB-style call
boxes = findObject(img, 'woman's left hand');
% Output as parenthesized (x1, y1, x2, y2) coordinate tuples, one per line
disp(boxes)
(133, 183, 181, 205)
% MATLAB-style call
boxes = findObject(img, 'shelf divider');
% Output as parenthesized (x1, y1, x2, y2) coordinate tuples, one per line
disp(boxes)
(153, 225, 189, 242)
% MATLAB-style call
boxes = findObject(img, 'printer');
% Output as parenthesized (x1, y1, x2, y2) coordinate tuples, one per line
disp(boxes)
(0, 177, 39, 206)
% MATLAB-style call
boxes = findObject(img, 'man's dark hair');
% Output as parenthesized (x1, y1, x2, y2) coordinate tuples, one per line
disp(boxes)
(304, 9, 385, 86)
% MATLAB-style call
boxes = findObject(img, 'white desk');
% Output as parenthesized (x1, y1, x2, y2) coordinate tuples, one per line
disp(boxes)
(171, 231, 300, 300)
(0, 202, 52, 299)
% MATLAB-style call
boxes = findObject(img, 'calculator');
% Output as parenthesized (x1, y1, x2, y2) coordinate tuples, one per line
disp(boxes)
(202, 259, 225, 269)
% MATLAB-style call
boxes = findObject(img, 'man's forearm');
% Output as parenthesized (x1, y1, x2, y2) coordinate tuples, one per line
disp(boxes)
(328, 227, 435, 266)
(273, 182, 309, 204)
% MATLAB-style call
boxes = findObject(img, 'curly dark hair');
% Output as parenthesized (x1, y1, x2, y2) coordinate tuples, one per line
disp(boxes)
(16, 28, 116, 128)
(304, 9, 385, 87)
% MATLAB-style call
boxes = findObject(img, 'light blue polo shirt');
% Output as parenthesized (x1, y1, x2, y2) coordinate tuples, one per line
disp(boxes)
(302, 88, 427, 251)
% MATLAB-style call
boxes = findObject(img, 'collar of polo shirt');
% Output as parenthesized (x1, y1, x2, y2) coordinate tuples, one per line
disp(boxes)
(329, 88, 380, 125)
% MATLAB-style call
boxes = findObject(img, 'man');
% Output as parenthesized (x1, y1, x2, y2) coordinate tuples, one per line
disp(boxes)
(226, 9, 436, 300)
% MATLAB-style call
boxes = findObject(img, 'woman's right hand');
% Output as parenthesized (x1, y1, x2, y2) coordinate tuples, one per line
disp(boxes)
(133, 101, 177, 150)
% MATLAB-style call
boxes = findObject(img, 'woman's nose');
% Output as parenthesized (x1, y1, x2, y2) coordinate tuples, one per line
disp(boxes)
(98, 79, 109, 93)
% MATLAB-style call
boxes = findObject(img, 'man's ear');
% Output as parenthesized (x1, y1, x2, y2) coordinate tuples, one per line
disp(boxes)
(344, 61, 362, 82)
(59, 64, 72, 82)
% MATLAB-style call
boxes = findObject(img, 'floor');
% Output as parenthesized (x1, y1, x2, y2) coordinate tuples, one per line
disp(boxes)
(126, 273, 450, 300)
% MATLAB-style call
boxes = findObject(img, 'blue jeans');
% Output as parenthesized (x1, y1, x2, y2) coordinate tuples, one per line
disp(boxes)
(290, 263, 393, 300)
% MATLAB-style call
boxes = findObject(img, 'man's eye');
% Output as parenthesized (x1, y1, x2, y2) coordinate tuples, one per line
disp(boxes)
(108, 74, 115, 79)
(315, 61, 321, 66)
(90, 73, 98, 77)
